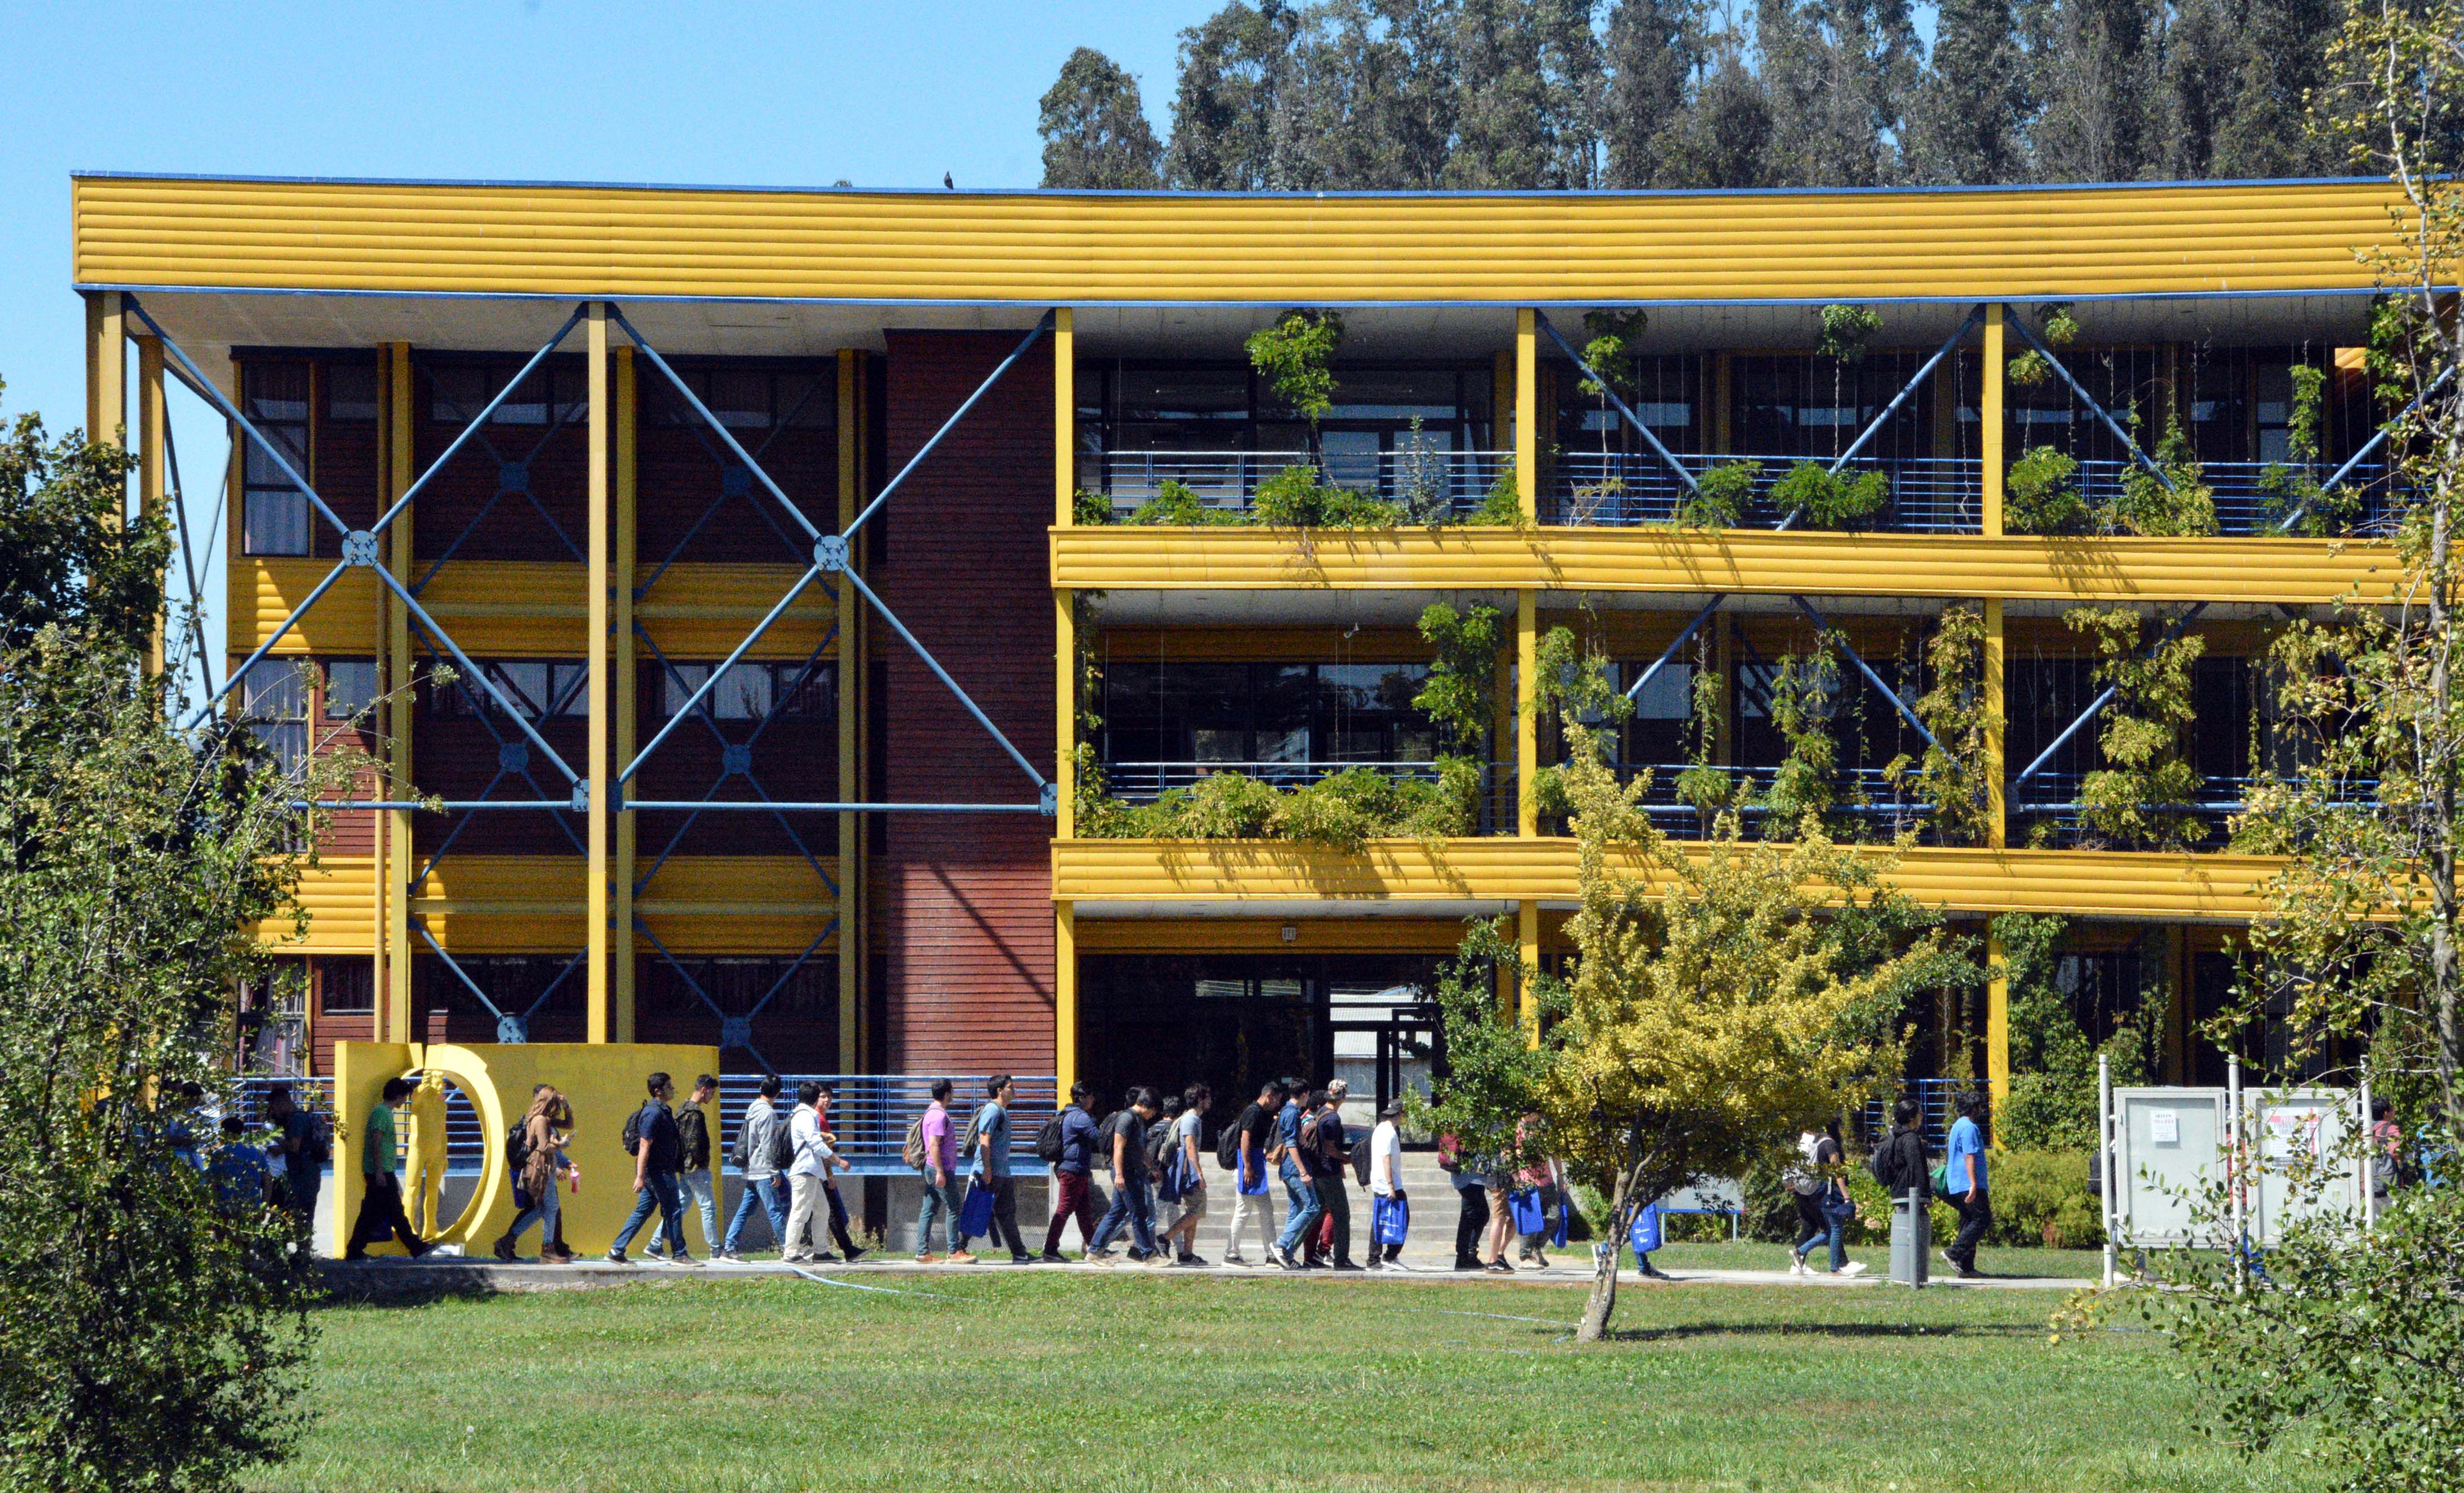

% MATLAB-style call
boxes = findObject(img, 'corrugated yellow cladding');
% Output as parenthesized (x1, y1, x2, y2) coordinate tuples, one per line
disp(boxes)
(1049, 529, 2403, 605)
(1050, 839, 2287, 921)
(74, 176, 2405, 301)
(238, 559, 833, 656)
(257, 855, 375, 951)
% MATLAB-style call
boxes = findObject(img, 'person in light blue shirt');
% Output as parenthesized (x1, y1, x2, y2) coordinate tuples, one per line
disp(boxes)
(958, 1075, 1031, 1263)
(1943, 1090, 1991, 1278)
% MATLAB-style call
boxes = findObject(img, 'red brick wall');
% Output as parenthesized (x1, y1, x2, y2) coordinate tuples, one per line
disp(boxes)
(876, 330, 1056, 1076)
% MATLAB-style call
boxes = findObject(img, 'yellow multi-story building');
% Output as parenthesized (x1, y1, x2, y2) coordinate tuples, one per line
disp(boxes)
(74, 171, 2411, 1125)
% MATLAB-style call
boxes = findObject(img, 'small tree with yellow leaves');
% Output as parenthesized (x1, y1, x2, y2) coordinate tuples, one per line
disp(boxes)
(1424, 729, 1969, 1342)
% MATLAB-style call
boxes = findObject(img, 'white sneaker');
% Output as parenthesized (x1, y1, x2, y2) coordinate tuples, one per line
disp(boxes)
(1789, 1255, 1807, 1277)
(1836, 1261, 1869, 1277)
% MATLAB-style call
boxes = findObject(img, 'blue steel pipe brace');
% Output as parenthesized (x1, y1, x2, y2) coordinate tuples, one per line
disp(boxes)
(608, 306, 824, 543)
(2001, 304, 2172, 491)
(625, 800, 1052, 813)
(2275, 364, 2455, 533)
(299, 800, 572, 811)
(835, 564, 1049, 791)
(1624, 594, 1725, 702)
(413, 922, 512, 1023)
(184, 561, 350, 729)
(1787, 595, 1942, 752)
(843, 311, 1055, 538)
(1535, 311, 1701, 497)
(124, 296, 354, 541)
(1826, 307, 1983, 474)
(368, 306, 587, 536)
(379, 565, 582, 785)
(620, 565, 825, 783)
(2012, 602, 2210, 789)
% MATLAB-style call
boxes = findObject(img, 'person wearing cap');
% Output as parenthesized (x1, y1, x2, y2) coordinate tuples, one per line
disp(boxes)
(1367, 1098, 1408, 1269)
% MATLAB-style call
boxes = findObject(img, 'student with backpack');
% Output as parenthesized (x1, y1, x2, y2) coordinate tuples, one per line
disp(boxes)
(1788, 1121, 1865, 1277)
(264, 1084, 329, 1244)
(719, 1075, 792, 1261)
(1154, 1084, 1212, 1266)
(1039, 1081, 1103, 1262)
(1512, 1111, 1563, 1269)
(1305, 1085, 1359, 1269)
(958, 1075, 1032, 1264)
(1088, 1087, 1163, 1263)
(493, 1085, 573, 1262)
(911, 1078, 966, 1263)
(608, 1072, 697, 1266)
(1271, 1082, 1324, 1269)
(1220, 1080, 1282, 1266)
(675, 1075, 720, 1258)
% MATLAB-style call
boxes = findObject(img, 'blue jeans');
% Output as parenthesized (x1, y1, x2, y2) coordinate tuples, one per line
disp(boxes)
(1091, 1176, 1157, 1256)
(1275, 1161, 1324, 1256)
(1793, 1193, 1847, 1272)
(611, 1170, 686, 1257)
(915, 1174, 965, 1255)
(723, 1174, 789, 1253)
(508, 1174, 560, 1247)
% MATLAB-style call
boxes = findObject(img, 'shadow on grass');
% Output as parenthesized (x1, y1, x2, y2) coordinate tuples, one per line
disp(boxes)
(1603, 1320, 2046, 1344)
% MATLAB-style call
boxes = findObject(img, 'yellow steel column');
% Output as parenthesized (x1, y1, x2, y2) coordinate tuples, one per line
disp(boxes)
(136, 335, 167, 674)
(383, 343, 416, 1045)
(1514, 309, 1538, 521)
(585, 304, 612, 1042)
(613, 346, 638, 1042)
(837, 348, 865, 1072)
(1518, 899, 1542, 1034)
(1053, 309, 1079, 1094)
(85, 291, 125, 445)
(1516, 590, 1538, 838)
(1982, 305, 2005, 538)
(1983, 591, 2009, 1123)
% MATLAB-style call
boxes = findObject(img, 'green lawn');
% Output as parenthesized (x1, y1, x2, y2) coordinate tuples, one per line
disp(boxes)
(256, 1272, 2303, 1493)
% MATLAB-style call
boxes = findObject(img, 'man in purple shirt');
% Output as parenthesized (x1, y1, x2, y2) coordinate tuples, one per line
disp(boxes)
(914, 1078, 967, 1262)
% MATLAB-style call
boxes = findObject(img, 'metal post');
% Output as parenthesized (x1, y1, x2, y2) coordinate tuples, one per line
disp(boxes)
(135, 334, 166, 675)
(837, 347, 865, 1072)
(2099, 1053, 2117, 1287)
(586, 303, 612, 1042)
(2358, 1072, 2376, 1229)
(1983, 598, 2006, 846)
(2228, 1054, 2245, 1289)
(383, 342, 416, 1044)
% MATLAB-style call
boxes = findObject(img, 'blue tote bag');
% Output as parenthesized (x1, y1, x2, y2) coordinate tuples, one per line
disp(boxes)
(1627, 1202, 1662, 1258)
(958, 1178, 996, 1238)
(1507, 1186, 1546, 1236)
(1372, 1194, 1410, 1247)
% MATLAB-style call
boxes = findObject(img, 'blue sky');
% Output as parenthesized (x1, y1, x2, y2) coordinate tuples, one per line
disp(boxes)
(0, 1, 1214, 680)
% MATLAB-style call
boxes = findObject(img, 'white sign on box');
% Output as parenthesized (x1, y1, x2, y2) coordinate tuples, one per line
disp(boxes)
(2151, 1109, 2180, 1145)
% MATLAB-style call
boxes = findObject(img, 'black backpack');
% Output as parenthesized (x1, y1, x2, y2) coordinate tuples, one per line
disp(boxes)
(506, 1120, 532, 1175)
(767, 1112, 795, 1173)
(1034, 1113, 1066, 1165)
(620, 1100, 660, 1159)
(1350, 1133, 1373, 1188)
(1147, 1116, 1179, 1174)
(1216, 1112, 1246, 1171)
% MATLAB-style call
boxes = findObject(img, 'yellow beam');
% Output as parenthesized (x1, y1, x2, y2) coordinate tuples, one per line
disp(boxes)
(74, 175, 2413, 304)
(1518, 897, 1541, 1036)
(1051, 837, 2301, 922)
(1982, 304, 2005, 537)
(383, 342, 415, 1045)
(84, 290, 124, 445)
(1514, 309, 1538, 522)
(135, 335, 166, 674)
(585, 303, 611, 1041)
(1983, 597, 2006, 849)
(613, 345, 638, 1042)
(1055, 901, 1078, 1104)
(1987, 930, 2011, 1130)
(1516, 589, 1538, 837)
(1048, 527, 2403, 607)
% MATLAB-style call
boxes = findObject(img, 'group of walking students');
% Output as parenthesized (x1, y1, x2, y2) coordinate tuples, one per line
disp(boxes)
(316, 1069, 1997, 1277)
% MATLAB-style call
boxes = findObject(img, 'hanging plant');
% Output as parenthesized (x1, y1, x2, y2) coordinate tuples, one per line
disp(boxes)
(1246, 309, 1345, 454)
(2004, 446, 2092, 535)
(2063, 605, 2207, 850)
(1679, 460, 1759, 529)
(1758, 638, 1844, 835)
(1770, 461, 1891, 530)
(2258, 364, 2364, 535)
(1126, 479, 1236, 525)
(1905, 603, 1997, 846)
(2112, 411, 2219, 537)
(1413, 601, 1503, 756)
(2007, 303, 2079, 388)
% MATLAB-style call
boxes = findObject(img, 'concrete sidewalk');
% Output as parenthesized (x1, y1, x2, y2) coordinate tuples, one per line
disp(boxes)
(321, 1251, 2094, 1295)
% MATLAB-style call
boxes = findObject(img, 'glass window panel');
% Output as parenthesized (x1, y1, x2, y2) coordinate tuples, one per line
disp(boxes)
(711, 665, 772, 720)
(1328, 369, 1458, 420)
(1319, 429, 1381, 488)
(664, 664, 710, 717)
(1255, 727, 1309, 762)
(710, 368, 771, 428)
(243, 363, 309, 423)
(1190, 728, 1251, 763)
(776, 662, 833, 717)
(1252, 664, 1315, 732)
(1393, 727, 1435, 760)
(1117, 368, 1249, 421)
(242, 491, 309, 556)
(1630, 662, 1694, 721)
(241, 659, 310, 776)
(323, 660, 380, 719)
(549, 662, 590, 717)
(325, 363, 379, 422)
(428, 364, 490, 425)
(318, 958, 374, 1014)
(493, 367, 549, 425)
(491, 661, 551, 717)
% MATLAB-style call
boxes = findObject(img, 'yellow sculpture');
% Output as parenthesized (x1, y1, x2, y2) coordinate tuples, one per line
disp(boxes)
(403, 1069, 451, 1237)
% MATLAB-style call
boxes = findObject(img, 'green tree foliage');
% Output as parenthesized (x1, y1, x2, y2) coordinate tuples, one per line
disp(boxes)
(2003, 445, 2092, 534)
(1991, 914, 2168, 1150)
(1909, 602, 1999, 845)
(2062, 604, 2207, 850)
(1038, 47, 1166, 188)
(1161, 1, 1301, 189)
(1412, 600, 1503, 754)
(1598, 0, 1698, 186)
(1903, 0, 2027, 184)
(1422, 726, 1967, 1341)
(1680, 459, 1758, 528)
(2027, 0, 2163, 182)
(0, 404, 338, 1485)
(1756, 0, 1922, 187)
(2112, 412, 2220, 537)
(0, 379, 165, 653)
(1246, 308, 1345, 433)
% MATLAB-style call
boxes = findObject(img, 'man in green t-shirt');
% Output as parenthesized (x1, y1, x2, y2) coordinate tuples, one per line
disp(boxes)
(345, 1076, 430, 1260)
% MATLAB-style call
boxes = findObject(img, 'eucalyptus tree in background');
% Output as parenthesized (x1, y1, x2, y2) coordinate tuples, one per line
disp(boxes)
(1647, 12, 1774, 188)
(2025, 0, 2163, 182)
(1275, 0, 1458, 189)
(1443, 0, 1607, 188)
(1163, 0, 1302, 188)
(1598, 0, 1700, 187)
(1903, 0, 2029, 184)
(1755, 0, 1921, 187)
(1038, 47, 1166, 189)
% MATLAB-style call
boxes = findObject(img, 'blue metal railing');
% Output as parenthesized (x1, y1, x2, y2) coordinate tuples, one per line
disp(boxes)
(1081, 449, 1508, 518)
(1613, 763, 1932, 839)
(1103, 759, 1454, 799)
(715, 1075, 1058, 1178)
(1547, 452, 1982, 532)
(1862, 1078, 1965, 1151)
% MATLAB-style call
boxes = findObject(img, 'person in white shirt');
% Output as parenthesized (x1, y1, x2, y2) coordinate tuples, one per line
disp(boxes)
(782, 1082, 848, 1264)
(1367, 1100, 1408, 1269)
